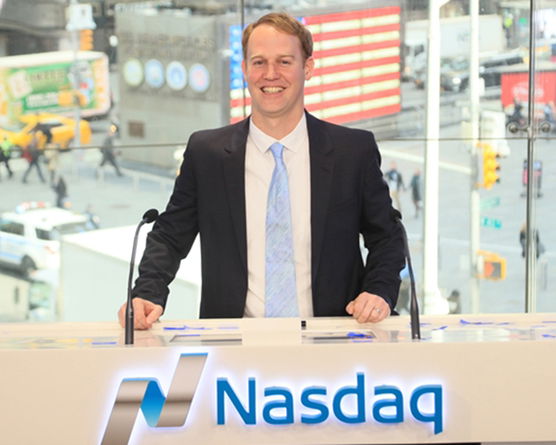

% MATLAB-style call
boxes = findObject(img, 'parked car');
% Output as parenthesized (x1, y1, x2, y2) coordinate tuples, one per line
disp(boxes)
(0, 202, 92, 276)
(0, 112, 92, 151)
(479, 52, 525, 88)
(414, 56, 464, 90)
(439, 56, 469, 92)
(416, 51, 525, 92)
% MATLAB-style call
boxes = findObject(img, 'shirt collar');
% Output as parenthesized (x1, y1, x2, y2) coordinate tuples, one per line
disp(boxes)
(249, 113, 307, 154)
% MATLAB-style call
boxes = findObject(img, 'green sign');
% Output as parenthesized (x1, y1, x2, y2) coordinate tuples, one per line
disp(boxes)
(480, 197, 501, 210)
(481, 217, 502, 229)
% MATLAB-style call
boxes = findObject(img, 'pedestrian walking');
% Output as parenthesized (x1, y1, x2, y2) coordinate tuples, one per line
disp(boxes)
(22, 131, 46, 184)
(44, 147, 60, 185)
(384, 161, 405, 212)
(38, 126, 59, 185)
(99, 123, 123, 177)
(519, 223, 545, 259)
(0, 136, 14, 180)
(543, 101, 555, 133)
(409, 169, 423, 218)
(448, 289, 461, 314)
(53, 175, 68, 208)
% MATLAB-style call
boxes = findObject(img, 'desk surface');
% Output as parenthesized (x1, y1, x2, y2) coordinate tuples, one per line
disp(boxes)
(1, 313, 556, 350)
(2, 314, 555, 444)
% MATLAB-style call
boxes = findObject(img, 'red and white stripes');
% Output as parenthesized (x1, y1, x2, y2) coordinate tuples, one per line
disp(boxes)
(230, 7, 402, 125)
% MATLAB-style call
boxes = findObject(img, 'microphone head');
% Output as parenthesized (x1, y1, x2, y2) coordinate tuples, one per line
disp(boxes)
(142, 208, 159, 223)
(392, 208, 402, 221)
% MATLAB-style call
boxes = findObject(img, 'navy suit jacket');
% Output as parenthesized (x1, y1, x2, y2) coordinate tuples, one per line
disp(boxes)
(133, 112, 405, 318)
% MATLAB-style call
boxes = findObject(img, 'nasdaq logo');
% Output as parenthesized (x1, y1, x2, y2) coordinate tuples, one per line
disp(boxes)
(101, 353, 207, 445)
(217, 374, 443, 434)
(101, 354, 443, 445)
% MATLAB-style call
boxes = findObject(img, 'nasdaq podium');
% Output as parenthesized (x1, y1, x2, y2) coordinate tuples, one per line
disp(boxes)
(1, 314, 555, 445)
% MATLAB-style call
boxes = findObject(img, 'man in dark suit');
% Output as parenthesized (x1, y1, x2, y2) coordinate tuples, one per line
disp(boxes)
(118, 12, 404, 329)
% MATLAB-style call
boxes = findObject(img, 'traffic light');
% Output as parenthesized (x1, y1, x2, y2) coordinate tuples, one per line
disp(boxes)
(477, 250, 506, 280)
(480, 143, 500, 189)
(79, 29, 93, 51)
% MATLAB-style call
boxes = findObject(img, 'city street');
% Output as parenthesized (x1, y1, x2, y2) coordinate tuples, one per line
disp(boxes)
(376, 113, 556, 315)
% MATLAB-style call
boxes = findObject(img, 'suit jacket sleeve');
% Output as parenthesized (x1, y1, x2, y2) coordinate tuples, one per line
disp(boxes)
(359, 133, 405, 310)
(131, 133, 200, 309)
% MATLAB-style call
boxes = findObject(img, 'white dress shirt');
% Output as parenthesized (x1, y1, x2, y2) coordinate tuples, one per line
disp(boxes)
(244, 115, 313, 317)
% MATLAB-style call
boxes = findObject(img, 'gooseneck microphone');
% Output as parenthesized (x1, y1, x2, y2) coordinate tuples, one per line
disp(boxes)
(125, 208, 159, 345)
(393, 210, 421, 340)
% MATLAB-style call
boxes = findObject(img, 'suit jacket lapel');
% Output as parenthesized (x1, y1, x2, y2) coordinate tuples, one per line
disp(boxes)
(307, 112, 334, 285)
(221, 114, 334, 285)
(223, 118, 249, 271)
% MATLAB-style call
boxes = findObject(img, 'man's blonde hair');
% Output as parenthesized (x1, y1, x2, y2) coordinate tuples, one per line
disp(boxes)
(242, 12, 313, 61)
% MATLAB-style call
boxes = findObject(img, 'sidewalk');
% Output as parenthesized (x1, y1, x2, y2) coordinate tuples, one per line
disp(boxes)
(0, 149, 175, 229)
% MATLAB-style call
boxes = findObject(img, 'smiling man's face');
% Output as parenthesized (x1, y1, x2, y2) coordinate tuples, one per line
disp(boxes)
(242, 24, 314, 131)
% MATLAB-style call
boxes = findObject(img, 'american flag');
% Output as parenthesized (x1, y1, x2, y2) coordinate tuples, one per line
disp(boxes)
(229, 6, 402, 125)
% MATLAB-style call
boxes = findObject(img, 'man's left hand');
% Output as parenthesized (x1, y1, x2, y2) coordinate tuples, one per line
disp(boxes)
(345, 292, 391, 323)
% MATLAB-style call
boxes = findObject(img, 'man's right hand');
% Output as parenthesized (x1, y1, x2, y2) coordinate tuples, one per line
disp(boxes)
(118, 298, 163, 330)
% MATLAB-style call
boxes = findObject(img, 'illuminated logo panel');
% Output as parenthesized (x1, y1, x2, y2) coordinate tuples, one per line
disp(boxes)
(217, 373, 443, 434)
(101, 353, 444, 444)
(101, 353, 207, 445)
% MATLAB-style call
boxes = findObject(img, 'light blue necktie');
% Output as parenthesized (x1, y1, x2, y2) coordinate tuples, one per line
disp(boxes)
(265, 142, 298, 317)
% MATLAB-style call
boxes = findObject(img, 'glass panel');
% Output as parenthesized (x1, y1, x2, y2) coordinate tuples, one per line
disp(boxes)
(0, 0, 544, 322)
(531, 0, 555, 311)
(397, 0, 533, 315)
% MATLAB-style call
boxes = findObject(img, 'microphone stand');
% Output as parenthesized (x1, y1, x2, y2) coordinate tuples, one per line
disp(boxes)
(395, 213, 421, 340)
(125, 222, 143, 345)
(125, 209, 159, 345)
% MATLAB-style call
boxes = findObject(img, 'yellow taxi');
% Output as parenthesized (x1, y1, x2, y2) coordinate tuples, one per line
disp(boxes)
(0, 112, 92, 150)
